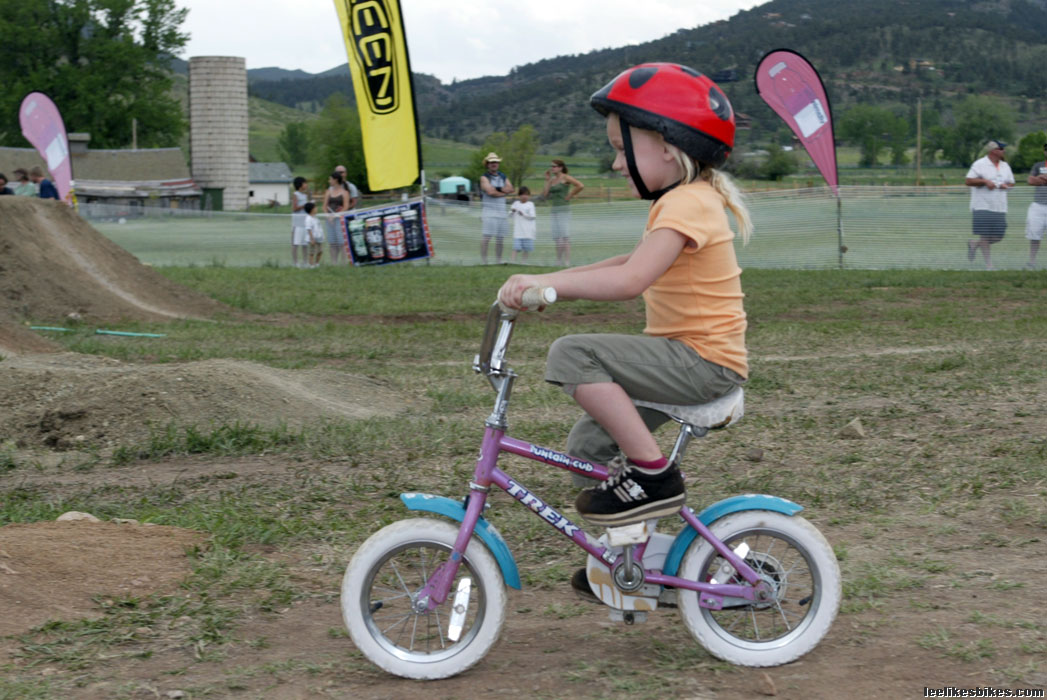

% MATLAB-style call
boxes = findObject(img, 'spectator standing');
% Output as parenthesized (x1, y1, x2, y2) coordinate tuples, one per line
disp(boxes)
(334, 165, 360, 210)
(509, 186, 537, 263)
(1024, 142, 1047, 270)
(965, 140, 1014, 270)
(304, 201, 324, 268)
(332, 164, 362, 264)
(28, 166, 59, 200)
(10, 169, 35, 196)
(291, 176, 310, 268)
(0, 174, 12, 195)
(323, 171, 350, 265)
(479, 152, 515, 263)
(542, 159, 585, 266)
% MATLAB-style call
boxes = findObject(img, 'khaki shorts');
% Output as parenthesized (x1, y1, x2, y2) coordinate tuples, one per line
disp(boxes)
(545, 333, 745, 483)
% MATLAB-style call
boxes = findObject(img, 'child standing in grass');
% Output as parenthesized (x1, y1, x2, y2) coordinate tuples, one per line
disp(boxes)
(304, 202, 323, 268)
(509, 186, 537, 263)
(498, 63, 752, 549)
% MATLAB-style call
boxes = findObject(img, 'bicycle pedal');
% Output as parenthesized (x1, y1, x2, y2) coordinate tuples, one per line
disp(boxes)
(609, 609, 648, 625)
(606, 521, 650, 546)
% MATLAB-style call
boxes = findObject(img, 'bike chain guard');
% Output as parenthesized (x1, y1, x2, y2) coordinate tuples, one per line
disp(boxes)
(584, 521, 671, 612)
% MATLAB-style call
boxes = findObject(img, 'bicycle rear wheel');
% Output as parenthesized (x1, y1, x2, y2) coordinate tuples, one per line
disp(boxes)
(341, 518, 507, 679)
(677, 510, 840, 666)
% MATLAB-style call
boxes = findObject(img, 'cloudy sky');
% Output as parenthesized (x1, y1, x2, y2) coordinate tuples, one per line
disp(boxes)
(178, 0, 768, 83)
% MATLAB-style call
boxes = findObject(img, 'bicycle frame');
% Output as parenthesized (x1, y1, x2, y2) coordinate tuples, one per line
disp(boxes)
(416, 303, 773, 613)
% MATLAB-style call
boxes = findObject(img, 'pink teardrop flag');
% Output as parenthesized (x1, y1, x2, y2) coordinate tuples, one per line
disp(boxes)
(19, 92, 73, 201)
(755, 49, 838, 195)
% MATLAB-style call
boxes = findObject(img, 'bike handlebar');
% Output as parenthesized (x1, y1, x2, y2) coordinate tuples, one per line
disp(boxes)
(499, 287, 557, 317)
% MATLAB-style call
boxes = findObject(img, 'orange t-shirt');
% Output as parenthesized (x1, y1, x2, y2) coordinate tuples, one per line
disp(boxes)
(641, 181, 748, 378)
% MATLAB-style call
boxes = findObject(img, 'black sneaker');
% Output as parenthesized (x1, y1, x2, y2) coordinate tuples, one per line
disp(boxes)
(575, 462, 685, 526)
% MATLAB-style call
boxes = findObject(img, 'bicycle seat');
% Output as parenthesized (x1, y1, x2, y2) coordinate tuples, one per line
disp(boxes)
(633, 387, 744, 430)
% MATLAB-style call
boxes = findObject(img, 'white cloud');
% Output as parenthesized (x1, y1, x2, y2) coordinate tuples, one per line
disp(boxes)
(178, 0, 768, 81)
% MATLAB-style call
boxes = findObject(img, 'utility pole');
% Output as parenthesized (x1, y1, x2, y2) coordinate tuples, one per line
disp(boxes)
(915, 98, 922, 186)
(132, 118, 137, 150)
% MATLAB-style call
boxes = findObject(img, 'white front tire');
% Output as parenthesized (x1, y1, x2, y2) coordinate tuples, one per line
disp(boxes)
(341, 518, 507, 679)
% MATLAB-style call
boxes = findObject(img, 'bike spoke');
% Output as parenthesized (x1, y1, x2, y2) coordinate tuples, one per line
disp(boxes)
(378, 613, 411, 635)
(409, 608, 421, 651)
(371, 586, 411, 601)
(722, 610, 746, 634)
(419, 546, 433, 585)
(388, 613, 412, 647)
(389, 560, 412, 597)
(434, 607, 447, 648)
(750, 606, 762, 641)
(773, 600, 793, 631)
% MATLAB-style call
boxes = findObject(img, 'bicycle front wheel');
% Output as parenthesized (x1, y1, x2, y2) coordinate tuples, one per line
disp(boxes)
(341, 518, 507, 679)
(677, 510, 840, 666)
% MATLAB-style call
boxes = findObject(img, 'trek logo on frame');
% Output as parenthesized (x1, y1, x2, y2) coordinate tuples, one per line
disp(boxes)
(505, 479, 580, 538)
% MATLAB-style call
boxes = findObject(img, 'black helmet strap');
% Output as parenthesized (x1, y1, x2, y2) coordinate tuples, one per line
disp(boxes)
(620, 117, 680, 201)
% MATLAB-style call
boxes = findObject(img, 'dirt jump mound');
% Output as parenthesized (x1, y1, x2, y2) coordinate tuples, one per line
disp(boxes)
(0, 197, 226, 355)
(0, 353, 409, 449)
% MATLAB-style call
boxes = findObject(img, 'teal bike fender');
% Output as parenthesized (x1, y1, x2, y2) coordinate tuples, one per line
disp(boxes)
(662, 494, 804, 577)
(400, 493, 522, 590)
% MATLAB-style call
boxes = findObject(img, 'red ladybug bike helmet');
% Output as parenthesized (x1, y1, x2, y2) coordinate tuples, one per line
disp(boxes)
(591, 63, 734, 198)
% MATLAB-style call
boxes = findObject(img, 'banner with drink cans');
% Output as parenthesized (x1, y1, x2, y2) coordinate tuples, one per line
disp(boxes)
(341, 197, 433, 265)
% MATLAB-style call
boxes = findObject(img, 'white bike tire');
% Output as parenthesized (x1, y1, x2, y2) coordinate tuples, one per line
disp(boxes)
(677, 510, 841, 667)
(341, 518, 507, 679)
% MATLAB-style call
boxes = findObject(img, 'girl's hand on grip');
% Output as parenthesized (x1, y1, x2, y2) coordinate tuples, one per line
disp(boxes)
(497, 274, 541, 310)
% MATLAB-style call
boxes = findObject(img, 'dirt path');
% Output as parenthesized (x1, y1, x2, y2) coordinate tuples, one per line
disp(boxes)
(3, 454, 1045, 699)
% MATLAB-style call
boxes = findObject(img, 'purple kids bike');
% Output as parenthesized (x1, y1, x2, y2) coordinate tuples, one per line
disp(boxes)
(342, 288, 841, 679)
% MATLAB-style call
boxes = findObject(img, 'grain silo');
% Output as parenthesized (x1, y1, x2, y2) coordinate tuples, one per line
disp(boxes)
(189, 56, 249, 211)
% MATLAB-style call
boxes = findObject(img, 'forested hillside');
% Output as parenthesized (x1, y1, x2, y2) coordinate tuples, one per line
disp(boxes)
(247, 0, 1047, 156)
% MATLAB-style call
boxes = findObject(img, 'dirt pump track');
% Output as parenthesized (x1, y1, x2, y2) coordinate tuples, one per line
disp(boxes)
(1, 198, 1045, 698)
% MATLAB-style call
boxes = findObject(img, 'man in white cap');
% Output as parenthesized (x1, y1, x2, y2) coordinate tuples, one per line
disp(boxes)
(965, 139, 1014, 270)
(479, 152, 514, 263)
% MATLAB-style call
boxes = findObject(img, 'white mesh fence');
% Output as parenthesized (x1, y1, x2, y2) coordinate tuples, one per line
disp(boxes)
(86, 186, 1042, 269)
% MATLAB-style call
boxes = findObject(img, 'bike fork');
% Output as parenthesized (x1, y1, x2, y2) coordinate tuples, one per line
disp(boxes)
(418, 430, 500, 611)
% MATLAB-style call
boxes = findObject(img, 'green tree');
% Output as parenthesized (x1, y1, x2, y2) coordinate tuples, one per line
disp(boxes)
(0, 0, 187, 148)
(466, 125, 537, 189)
(501, 124, 538, 187)
(307, 94, 366, 190)
(928, 96, 1014, 166)
(838, 105, 909, 167)
(762, 143, 797, 181)
(1010, 131, 1046, 173)
(277, 122, 309, 168)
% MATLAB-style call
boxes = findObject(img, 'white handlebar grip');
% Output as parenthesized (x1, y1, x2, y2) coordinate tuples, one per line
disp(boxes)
(521, 287, 557, 310)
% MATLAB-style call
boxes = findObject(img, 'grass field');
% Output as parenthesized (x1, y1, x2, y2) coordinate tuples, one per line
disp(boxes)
(2, 265, 1046, 697)
(94, 186, 1044, 270)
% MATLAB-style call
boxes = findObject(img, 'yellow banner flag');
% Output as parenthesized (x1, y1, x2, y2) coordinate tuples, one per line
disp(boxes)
(334, 0, 421, 191)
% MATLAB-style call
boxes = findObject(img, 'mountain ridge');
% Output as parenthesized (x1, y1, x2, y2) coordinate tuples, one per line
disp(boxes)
(235, 0, 1047, 154)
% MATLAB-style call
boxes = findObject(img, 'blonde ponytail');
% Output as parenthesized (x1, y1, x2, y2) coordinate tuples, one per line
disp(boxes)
(703, 167, 752, 244)
(667, 143, 753, 244)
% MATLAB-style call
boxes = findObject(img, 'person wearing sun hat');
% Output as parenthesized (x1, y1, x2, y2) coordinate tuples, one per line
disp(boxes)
(965, 139, 1014, 270)
(479, 151, 515, 263)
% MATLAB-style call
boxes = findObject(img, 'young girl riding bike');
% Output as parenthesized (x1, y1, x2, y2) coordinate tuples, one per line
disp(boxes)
(498, 63, 753, 532)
